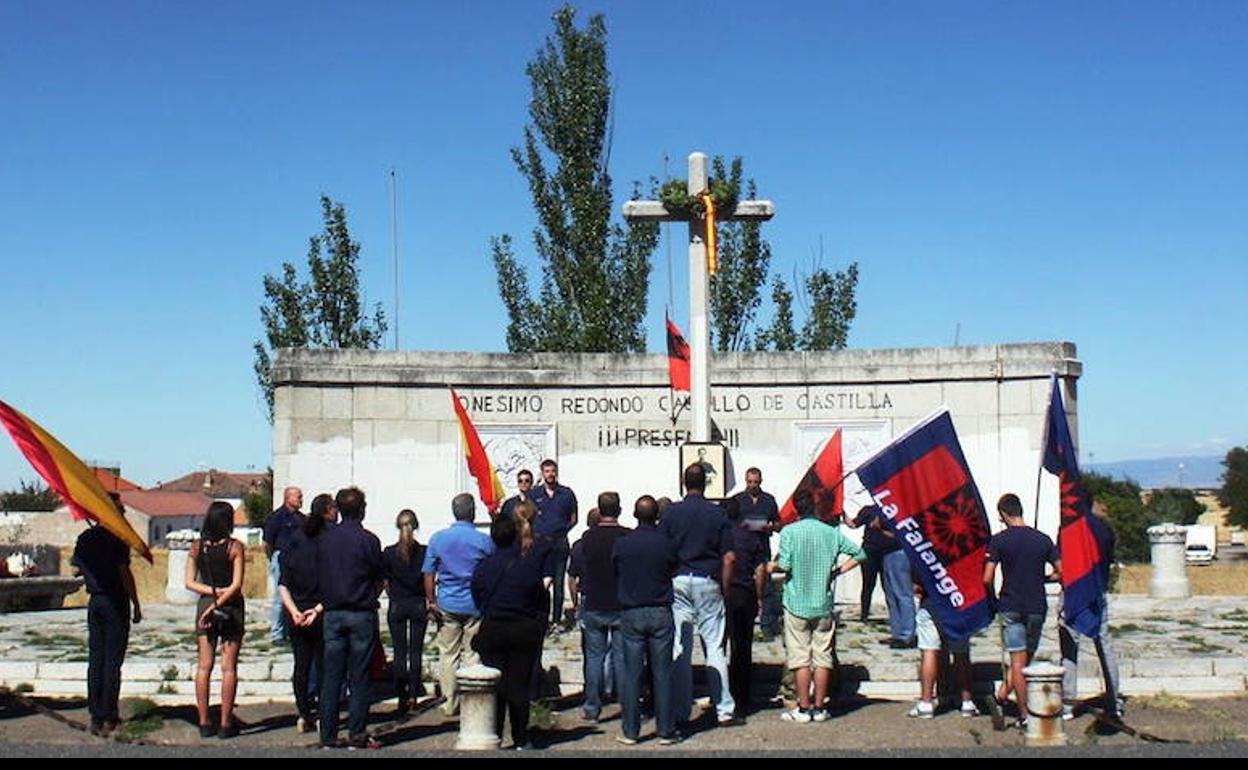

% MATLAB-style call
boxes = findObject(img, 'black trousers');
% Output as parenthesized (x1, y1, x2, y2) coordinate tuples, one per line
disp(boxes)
(474, 616, 545, 747)
(289, 614, 323, 720)
(87, 594, 130, 724)
(860, 550, 882, 619)
(548, 537, 570, 626)
(387, 597, 428, 700)
(725, 585, 757, 714)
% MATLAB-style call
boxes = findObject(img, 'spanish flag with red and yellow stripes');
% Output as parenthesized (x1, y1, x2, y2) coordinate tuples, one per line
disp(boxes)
(450, 389, 506, 514)
(0, 400, 152, 561)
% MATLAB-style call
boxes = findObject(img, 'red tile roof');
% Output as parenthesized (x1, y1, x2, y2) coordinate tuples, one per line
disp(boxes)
(156, 470, 268, 498)
(119, 490, 214, 519)
(92, 467, 142, 492)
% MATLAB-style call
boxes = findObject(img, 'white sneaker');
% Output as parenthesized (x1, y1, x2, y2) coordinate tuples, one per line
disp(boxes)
(810, 709, 830, 722)
(1061, 705, 1075, 721)
(780, 707, 812, 723)
(960, 701, 980, 718)
(907, 701, 934, 719)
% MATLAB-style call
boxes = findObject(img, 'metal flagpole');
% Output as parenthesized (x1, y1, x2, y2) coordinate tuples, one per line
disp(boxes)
(1034, 371, 1058, 529)
(389, 167, 400, 350)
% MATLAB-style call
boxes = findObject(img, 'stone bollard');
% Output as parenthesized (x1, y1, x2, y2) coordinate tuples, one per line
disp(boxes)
(164, 532, 199, 605)
(455, 664, 502, 751)
(1147, 523, 1191, 599)
(1022, 663, 1066, 747)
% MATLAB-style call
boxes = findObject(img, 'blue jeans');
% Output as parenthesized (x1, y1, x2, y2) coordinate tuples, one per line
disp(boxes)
(269, 551, 288, 643)
(320, 609, 376, 744)
(620, 606, 676, 740)
(580, 609, 622, 718)
(1001, 611, 1045, 655)
(671, 575, 734, 721)
(881, 550, 916, 642)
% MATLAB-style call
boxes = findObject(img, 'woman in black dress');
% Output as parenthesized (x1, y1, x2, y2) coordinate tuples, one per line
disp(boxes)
(279, 492, 332, 733)
(383, 508, 428, 716)
(184, 501, 246, 738)
(471, 510, 554, 750)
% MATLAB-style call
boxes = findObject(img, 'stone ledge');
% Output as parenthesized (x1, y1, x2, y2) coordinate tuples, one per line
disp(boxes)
(0, 661, 39, 683)
(273, 343, 1079, 389)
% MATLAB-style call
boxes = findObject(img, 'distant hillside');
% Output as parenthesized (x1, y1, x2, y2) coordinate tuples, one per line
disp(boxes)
(1087, 456, 1225, 490)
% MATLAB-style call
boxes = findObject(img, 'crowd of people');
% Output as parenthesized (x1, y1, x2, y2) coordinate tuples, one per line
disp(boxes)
(68, 460, 1121, 748)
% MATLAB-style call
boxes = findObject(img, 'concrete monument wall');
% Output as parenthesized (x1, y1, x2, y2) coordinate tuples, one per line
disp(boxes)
(273, 342, 1080, 598)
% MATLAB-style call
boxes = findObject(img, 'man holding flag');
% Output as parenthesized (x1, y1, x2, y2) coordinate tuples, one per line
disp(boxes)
(72, 493, 143, 737)
(1, 400, 151, 736)
(1041, 374, 1121, 720)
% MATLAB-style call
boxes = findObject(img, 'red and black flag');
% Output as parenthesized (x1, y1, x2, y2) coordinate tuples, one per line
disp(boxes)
(665, 312, 691, 392)
(855, 411, 994, 641)
(778, 429, 844, 526)
(1042, 373, 1107, 637)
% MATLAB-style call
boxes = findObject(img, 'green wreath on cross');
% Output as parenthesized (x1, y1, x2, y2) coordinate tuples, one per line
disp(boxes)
(658, 178, 739, 218)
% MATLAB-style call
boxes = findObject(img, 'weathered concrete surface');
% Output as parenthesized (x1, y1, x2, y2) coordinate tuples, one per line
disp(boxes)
(272, 343, 1080, 607)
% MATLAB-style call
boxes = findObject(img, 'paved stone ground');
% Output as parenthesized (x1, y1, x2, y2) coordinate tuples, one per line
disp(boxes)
(2, 594, 1246, 703)
(2, 687, 1247, 754)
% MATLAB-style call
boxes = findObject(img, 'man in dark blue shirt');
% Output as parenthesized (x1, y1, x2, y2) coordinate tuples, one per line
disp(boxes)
(612, 495, 680, 745)
(264, 486, 304, 644)
(660, 463, 738, 725)
(984, 493, 1061, 724)
(568, 492, 631, 722)
(72, 493, 142, 737)
(530, 458, 577, 628)
(315, 487, 383, 749)
(499, 469, 534, 520)
(725, 513, 769, 717)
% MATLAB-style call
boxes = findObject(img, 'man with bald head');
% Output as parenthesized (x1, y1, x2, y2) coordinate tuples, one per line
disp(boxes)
(265, 486, 305, 645)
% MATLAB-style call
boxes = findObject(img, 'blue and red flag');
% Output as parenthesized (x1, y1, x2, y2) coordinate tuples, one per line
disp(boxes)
(855, 410, 994, 641)
(1042, 374, 1107, 637)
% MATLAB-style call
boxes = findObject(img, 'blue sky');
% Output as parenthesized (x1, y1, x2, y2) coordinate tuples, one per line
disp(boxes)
(1, 0, 1245, 490)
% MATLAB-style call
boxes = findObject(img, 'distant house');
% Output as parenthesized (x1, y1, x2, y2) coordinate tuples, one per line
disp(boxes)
(118, 490, 216, 547)
(155, 469, 267, 500)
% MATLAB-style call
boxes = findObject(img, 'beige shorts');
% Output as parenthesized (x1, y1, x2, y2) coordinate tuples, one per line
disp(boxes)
(783, 610, 836, 670)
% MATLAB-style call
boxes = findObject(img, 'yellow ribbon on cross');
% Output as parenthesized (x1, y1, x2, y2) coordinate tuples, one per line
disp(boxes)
(700, 192, 718, 275)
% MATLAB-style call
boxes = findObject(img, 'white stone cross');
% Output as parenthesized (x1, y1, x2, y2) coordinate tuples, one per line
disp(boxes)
(623, 152, 775, 442)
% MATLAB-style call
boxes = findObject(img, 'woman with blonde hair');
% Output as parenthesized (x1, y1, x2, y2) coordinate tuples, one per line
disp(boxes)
(185, 501, 245, 739)
(383, 508, 428, 716)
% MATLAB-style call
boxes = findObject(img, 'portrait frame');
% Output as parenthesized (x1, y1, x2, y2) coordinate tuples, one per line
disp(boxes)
(679, 441, 727, 500)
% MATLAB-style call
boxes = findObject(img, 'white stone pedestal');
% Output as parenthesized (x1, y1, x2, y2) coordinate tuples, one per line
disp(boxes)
(455, 664, 501, 751)
(1148, 523, 1191, 599)
(1022, 662, 1067, 747)
(164, 533, 198, 605)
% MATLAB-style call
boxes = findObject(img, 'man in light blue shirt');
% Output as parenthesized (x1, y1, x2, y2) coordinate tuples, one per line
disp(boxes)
(422, 493, 494, 717)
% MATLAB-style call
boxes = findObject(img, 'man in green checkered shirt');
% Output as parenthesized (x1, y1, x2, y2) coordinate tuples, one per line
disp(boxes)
(767, 499, 866, 723)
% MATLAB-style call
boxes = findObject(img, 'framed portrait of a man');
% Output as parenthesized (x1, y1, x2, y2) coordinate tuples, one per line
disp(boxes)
(679, 441, 726, 499)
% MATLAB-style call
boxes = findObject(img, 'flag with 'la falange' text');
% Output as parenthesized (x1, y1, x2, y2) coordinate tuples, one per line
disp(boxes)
(855, 410, 993, 641)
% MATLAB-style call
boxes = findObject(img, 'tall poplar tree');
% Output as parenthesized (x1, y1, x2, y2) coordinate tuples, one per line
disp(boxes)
(253, 196, 387, 421)
(492, 6, 658, 353)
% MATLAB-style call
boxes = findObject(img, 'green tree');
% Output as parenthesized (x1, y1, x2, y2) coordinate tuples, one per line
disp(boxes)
(242, 468, 275, 528)
(254, 196, 387, 420)
(1147, 487, 1206, 526)
(708, 158, 771, 352)
(1082, 471, 1170, 563)
(799, 262, 860, 351)
(492, 6, 659, 353)
(1218, 446, 1248, 528)
(755, 275, 797, 352)
(0, 479, 61, 512)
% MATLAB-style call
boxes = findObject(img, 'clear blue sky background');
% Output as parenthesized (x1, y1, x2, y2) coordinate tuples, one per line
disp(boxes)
(2, 0, 1245, 490)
